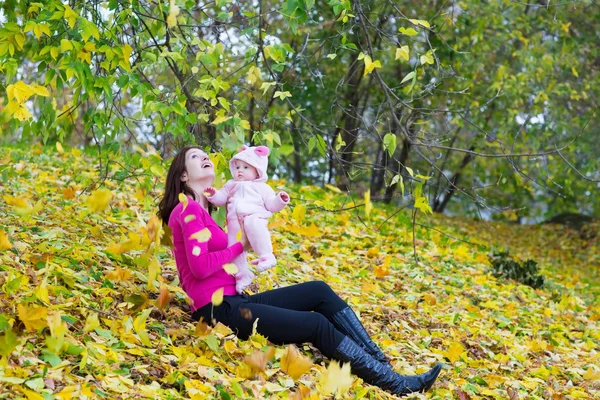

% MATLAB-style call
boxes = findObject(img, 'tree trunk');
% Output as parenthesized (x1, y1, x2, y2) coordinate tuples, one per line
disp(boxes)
(432, 146, 475, 213)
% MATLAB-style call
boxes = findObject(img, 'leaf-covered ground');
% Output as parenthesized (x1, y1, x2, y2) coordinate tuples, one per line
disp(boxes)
(0, 145, 599, 399)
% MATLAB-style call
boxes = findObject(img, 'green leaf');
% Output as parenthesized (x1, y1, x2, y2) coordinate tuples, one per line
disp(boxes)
(279, 144, 294, 156)
(41, 350, 62, 367)
(0, 328, 19, 357)
(401, 71, 416, 84)
(383, 133, 397, 157)
(335, 133, 346, 151)
(205, 335, 220, 353)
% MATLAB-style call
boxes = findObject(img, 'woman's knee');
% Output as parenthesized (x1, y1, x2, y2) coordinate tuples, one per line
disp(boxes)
(306, 280, 332, 293)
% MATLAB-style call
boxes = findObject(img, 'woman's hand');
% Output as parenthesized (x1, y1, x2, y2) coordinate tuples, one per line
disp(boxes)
(238, 218, 252, 251)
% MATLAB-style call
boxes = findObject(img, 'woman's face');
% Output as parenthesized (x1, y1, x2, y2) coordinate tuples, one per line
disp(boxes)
(181, 148, 215, 185)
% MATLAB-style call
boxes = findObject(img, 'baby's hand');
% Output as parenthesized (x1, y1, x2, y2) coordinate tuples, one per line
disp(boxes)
(279, 192, 290, 203)
(204, 187, 216, 197)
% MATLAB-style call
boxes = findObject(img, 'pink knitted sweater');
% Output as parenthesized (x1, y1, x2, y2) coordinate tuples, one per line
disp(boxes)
(168, 198, 242, 311)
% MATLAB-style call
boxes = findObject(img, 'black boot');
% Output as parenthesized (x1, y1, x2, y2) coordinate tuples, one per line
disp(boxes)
(332, 336, 442, 396)
(330, 307, 390, 364)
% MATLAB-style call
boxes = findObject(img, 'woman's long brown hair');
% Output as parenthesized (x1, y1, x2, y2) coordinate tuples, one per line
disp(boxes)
(157, 146, 202, 224)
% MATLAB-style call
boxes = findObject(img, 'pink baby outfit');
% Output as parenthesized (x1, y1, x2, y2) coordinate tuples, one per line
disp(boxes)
(207, 145, 289, 293)
(168, 198, 243, 311)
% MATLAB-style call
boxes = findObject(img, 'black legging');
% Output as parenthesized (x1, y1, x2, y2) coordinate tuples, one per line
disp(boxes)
(193, 281, 348, 357)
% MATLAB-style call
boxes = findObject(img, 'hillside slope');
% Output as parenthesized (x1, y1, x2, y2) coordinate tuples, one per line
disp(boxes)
(0, 145, 598, 399)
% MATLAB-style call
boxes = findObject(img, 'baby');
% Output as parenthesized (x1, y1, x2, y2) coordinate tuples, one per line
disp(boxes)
(205, 145, 290, 293)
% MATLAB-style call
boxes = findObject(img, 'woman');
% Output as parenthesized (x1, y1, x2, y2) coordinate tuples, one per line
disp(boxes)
(157, 146, 441, 396)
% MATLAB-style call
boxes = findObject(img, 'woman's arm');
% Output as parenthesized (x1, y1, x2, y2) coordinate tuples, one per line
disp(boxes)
(178, 200, 243, 280)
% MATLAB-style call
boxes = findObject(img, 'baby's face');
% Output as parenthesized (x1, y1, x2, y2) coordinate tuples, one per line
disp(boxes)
(233, 160, 259, 181)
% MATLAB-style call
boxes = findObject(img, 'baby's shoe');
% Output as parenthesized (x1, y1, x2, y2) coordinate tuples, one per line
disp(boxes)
(255, 254, 277, 272)
(235, 269, 255, 294)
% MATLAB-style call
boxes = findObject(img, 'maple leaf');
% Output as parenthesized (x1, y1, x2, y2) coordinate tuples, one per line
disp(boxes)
(105, 266, 132, 282)
(244, 347, 276, 374)
(18, 304, 48, 332)
(281, 345, 313, 381)
(0, 229, 12, 250)
(83, 312, 100, 332)
(582, 367, 600, 381)
(85, 188, 113, 212)
(445, 341, 465, 363)
(320, 360, 353, 396)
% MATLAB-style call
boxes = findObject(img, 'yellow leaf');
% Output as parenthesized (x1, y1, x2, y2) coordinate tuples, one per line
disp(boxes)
(420, 52, 434, 65)
(21, 389, 45, 400)
(194, 319, 212, 337)
(244, 347, 276, 373)
(18, 304, 48, 332)
(105, 266, 132, 282)
(363, 55, 382, 76)
(324, 184, 341, 193)
(167, 0, 180, 27)
(423, 293, 437, 306)
(56, 141, 64, 154)
(147, 257, 161, 289)
(284, 223, 320, 237)
(281, 344, 313, 381)
(444, 341, 465, 363)
(409, 19, 431, 28)
(83, 312, 100, 332)
(211, 115, 232, 125)
(531, 366, 551, 379)
(364, 189, 372, 216)
(7, 80, 36, 103)
(320, 360, 353, 396)
(133, 309, 153, 347)
(85, 188, 113, 212)
(582, 367, 600, 381)
(528, 339, 548, 353)
(223, 263, 238, 275)
(211, 287, 224, 306)
(240, 120, 251, 130)
(63, 4, 78, 28)
(32, 84, 50, 96)
(0, 230, 12, 250)
(399, 27, 418, 36)
(292, 204, 306, 225)
(60, 39, 73, 53)
(190, 228, 211, 243)
(34, 279, 51, 304)
(246, 66, 262, 85)
(47, 312, 66, 353)
(395, 45, 409, 61)
(568, 388, 589, 398)
(178, 192, 189, 211)
(12, 104, 32, 121)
